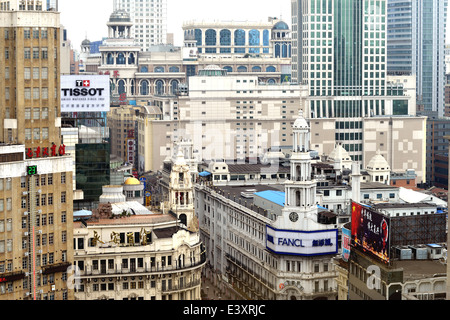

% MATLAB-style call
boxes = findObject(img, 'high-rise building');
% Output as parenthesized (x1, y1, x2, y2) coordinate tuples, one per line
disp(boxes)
(0, 2, 74, 300)
(113, 0, 167, 49)
(386, 0, 448, 117)
(290, 0, 427, 182)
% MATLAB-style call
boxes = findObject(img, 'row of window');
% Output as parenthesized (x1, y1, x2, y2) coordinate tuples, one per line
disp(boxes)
(189, 29, 271, 47)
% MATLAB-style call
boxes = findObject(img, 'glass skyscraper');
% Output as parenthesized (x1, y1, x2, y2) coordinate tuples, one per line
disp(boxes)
(387, 0, 448, 117)
(291, 0, 411, 161)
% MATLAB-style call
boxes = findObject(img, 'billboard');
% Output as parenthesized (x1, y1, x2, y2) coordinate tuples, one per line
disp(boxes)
(61, 75, 110, 113)
(351, 201, 390, 263)
(266, 225, 338, 256)
(342, 226, 351, 262)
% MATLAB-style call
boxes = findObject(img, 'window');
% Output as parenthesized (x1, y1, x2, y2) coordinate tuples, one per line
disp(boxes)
(41, 48, 48, 59)
(24, 67, 31, 80)
(33, 47, 39, 59)
(41, 67, 48, 79)
(33, 67, 40, 79)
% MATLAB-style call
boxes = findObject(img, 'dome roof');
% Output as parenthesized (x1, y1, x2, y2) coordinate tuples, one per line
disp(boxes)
(81, 39, 90, 46)
(109, 9, 131, 22)
(367, 151, 390, 170)
(198, 65, 227, 76)
(273, 21, 289, 30)
(293, 110, 309, 129)
(329, 144, 351, 162)
(124, 177, 141, 185)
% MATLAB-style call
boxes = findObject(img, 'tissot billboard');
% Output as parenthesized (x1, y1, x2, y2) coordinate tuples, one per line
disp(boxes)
(266, 225, 338, 256)
(351, 201, 390, 263)
(61, 75, 110, 112)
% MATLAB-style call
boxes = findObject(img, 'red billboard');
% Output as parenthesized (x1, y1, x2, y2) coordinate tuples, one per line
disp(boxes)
(351, 201, 390, 263)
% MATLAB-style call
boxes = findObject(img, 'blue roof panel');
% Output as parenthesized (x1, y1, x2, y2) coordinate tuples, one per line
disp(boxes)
(254, 190, 285, 207)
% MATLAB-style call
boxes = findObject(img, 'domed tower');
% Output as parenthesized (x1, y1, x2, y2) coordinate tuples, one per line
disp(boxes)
(271, 20, 291, 58)
(79, 38, 91, 73)
(81, 38, 91, 54)
(107, 9, 133, 39)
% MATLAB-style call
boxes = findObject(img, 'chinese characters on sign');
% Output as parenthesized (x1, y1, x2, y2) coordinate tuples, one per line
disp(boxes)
(26, 144, 66, 159)
(351, 201, 390, 263)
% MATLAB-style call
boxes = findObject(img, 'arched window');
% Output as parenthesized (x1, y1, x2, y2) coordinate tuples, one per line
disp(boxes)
(237, 66, 247, 73)
(154, 66, 165, 73)
(170, 80, 179, 95)
(220, 29, 231, 46)
(194, 29, 202, 46)
(155, 80, 164, 95)
(268, 78, 276, 84)
(282, 44, 288, 58)
(140, 66, 148, 72)
(128, 53, 135, 65)
(275, 43, 281, 58)
(266, 66, 276, 72)
(205, 29, 217, 53)
(118, 80, 126, 95)
(223, 66, 233, 73)
(234, 29, 245, 46)
(130, 80, 135, 95)
(169, 66, 180, 73)
(252, 66, 262, 72)
(234, 29, 246, 53)
(263, 30, 270, 46)
(116, 53, 125, 65)
(205, 29, 216, 46)
(249, 29, 260, 46)
(220, 29, 232, 53)
(107, 53, 114, 65)
(140, 80, 149, 96)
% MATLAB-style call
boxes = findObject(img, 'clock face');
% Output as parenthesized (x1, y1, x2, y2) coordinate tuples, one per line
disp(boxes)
(289, 212, 299, 222)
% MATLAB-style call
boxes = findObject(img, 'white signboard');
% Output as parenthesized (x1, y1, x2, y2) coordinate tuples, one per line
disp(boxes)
(266, 225, 338, 256)
(61, 75, 110, 113)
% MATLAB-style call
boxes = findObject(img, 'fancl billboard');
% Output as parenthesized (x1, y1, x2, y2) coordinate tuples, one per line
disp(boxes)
(351, 201, 390, 263)
(266, 225, 338, 256)
(61, 75, 110, 113)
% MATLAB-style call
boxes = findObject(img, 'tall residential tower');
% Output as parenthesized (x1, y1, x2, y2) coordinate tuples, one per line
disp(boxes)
(113, 0, 167, 49)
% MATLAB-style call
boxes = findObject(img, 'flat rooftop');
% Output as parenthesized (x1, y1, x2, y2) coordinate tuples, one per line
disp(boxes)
(392, 259, 447, 281)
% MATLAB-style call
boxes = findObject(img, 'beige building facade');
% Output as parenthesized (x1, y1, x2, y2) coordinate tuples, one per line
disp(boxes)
(136, 70, 309, 173)
(0, 4, 74, 300)
(73, 212, 205, 300)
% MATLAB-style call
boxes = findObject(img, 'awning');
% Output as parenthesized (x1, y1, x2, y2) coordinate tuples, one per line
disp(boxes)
(199, 171, 211, 177)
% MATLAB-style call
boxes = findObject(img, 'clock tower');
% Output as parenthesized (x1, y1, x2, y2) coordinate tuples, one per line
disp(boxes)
(277, 111, 321, 231)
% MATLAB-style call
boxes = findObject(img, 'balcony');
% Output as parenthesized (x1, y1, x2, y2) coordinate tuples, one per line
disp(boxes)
(79, 256, 206, 278)
(161, 279, 201, 293)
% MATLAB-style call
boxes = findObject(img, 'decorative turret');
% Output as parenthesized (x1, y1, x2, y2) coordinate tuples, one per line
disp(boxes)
(168, 150, 198, 232)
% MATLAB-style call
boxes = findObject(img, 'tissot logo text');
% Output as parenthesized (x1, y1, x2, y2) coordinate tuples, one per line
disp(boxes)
(61, 88, 105, 97)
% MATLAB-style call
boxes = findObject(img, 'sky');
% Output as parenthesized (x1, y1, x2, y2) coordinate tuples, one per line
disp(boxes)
(59, 0, 291, 50)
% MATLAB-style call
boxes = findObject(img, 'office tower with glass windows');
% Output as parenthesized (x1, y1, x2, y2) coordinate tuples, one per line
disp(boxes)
(0, 2, 74, 300)
(113, 0, 167, 49)
(386, 0, 448, 117)
(291, 0, 427, 183)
